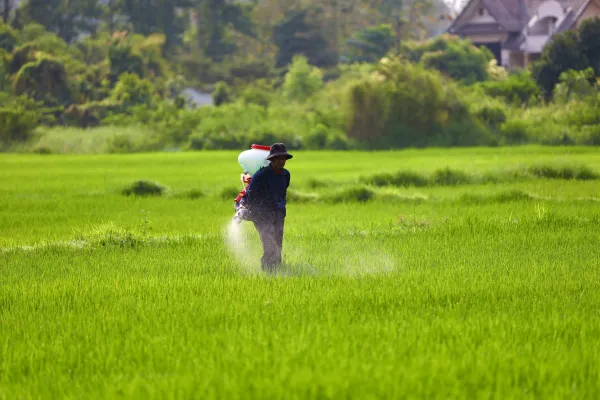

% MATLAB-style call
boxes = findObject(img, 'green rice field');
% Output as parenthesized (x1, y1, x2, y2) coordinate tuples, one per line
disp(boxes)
(1, 146, 599, 399)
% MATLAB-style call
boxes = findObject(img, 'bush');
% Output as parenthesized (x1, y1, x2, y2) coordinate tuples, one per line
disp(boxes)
(111, 73, 156, 108)
(345, 57, 487, 148)
(401, 35, 493, 85)
(0, 106, 39, 143)
(362, 170, 428, 187)
(62, 100, 123, 127)
(477, 70, 541, 105)
(472, 101, 507, 129)
(499, 120, 529, 145)
(220, 186, 241, 201)
(431, 167, 471, 186)
(122, 180, 168, 196)
(553, 68, 596, 103)
(579, 125, 600, 145)
(176, 189, 206, 200)
(283, 55, 323, 101)
(12, 57, 73, 107)
(527, 164, 598, 180)
(0, 95, 42, 144)
(330, 185, 375, 203)
(213, 81, 232, 106)
(0, 22, 19, 52)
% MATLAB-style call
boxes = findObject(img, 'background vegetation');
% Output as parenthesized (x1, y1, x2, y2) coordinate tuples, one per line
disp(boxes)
(0, 2, 599, 153)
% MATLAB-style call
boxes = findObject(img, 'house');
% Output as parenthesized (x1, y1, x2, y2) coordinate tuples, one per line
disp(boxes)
(447, 0, 600, 69)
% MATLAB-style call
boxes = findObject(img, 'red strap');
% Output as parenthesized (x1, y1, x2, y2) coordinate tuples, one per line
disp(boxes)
(234, 178, 252, 202)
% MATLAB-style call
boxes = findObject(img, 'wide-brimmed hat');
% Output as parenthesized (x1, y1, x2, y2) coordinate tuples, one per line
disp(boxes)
(266, 143, 293, 160)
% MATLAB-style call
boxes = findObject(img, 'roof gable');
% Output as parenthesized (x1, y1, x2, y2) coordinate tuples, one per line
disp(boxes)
(449, 0, 529, 33)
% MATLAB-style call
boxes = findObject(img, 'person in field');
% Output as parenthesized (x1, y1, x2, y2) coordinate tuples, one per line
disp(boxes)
(243, 143, 292, 272)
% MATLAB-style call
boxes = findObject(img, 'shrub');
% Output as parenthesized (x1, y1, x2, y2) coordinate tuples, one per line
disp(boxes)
(401, 34, 493, 84)
(283, 55, 323, 101)
(499, 119, 529, 145)
(0, 95, 42, 144)
(362, 170, 428, 187)
(0, 22, 19, 52)
(472, 101, 507, 129)
(220, 186, 241, 201)
(477, 70, 541, 105)
(12, 57, 73, 107)
(176, 189, 206, 200)
(111, 73, 156, 108)
(344, 24, 395, 63)
(527, 164, 598, 180)
(579, 124, 600, 145)
(553, 68, 596, 103)
(287, 190, 320, 203)
(345, 57, 485, 148)
(431, 167, 471, 186)
(62, 100, 123, 127)
(122, 180, 168, 197)
(213, 81, 232, 106)
(330, 185, 375, 203)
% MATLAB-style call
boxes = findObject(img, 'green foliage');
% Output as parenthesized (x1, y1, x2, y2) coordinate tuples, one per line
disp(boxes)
(577, 17, 600, 75)
(362, 163, 599, 188)
(122, 180, 169, 197)
(110, 73, 155, 108)
(344, 24, 395, 63)
(331, 185, 375, 203)
(200, 0, 257, 61)
(239, 79, 274, 108)
(499, 93, 600, 145)
(283, 55, 323, 101)
(62, 100, 123, 128)
(107, 36, 146, 82)
(345, 57, 488, 148)
(553, 68, 596, 103)
(477, 70, 541, 106)
(12, 57, 73, 107)
(532, 19, 600, 98)
(0, 96, 41, 144)
(273, 8, 337, 68)
(0, 22, 19, 52)
(401, 35, 493, 84)
(19, 0, 103, 43)
(213, 81, 232, 106)
(118, 0, 193, 50)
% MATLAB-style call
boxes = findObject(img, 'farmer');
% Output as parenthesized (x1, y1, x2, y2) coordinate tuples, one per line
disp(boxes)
(244, 143, 292, 271)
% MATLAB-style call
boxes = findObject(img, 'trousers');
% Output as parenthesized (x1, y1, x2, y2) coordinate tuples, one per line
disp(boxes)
(252, 211, 285, 270)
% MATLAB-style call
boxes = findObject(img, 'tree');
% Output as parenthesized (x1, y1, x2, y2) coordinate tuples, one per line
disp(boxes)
(578, 17, 600, 76)
(12, 57, 73, 106)
(400, 35, 493, 84)
(18, 0, 104, 43)
(192, 0, 256, 61)
(1, 0, 14, 24)
(532, 31, 589, 98)
(282, 55, 323, 101)
(344, 24, 395, 63)
(273, 8, 337, 68)
(118, 0, 194, 50)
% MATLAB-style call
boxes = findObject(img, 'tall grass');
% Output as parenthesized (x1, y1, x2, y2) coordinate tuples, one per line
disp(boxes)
(1, 148, 600, 398)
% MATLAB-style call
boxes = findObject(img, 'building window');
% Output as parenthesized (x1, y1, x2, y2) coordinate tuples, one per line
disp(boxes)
(478, 7, 485, 16)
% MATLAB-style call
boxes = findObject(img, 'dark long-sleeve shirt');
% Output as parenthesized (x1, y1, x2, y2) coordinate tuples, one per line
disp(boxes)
(244, 166, 290, 216)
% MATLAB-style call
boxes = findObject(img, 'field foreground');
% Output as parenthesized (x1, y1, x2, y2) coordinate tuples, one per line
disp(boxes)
(1, 147, 600, 399)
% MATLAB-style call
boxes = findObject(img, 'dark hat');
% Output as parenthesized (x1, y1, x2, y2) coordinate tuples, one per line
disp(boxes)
(266, 143, 293, 160)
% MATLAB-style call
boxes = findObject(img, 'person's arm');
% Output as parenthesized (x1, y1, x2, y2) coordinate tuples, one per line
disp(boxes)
(244, 169, 264, 208)
(282, 170, 290, 205)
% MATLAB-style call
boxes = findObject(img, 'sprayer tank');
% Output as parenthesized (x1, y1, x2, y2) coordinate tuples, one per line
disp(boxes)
(238, 144, 270, 175)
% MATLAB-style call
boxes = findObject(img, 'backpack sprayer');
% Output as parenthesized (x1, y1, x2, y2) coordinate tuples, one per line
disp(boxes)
(232, 144, 271, 224)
